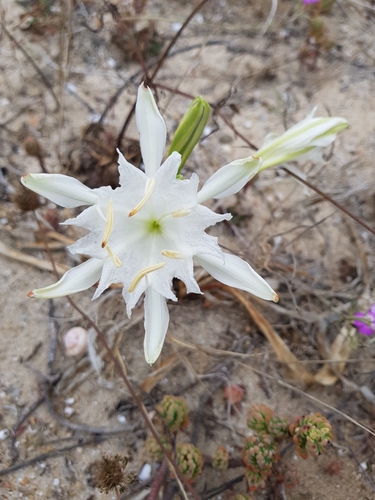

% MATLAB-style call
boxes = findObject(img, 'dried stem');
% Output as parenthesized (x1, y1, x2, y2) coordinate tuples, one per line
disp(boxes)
(0, 23, 59, 111)
(281, 166, 375, 237)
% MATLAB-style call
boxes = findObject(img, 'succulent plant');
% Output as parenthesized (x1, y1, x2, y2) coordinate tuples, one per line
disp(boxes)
(242, 434, 279, 471)
(212, 446, 229, 470)
(145, 436, 172, 462)
(268, 415, 290, 440)
(247, 404, 274, 434)
(279, 463, 300, 489)
(156, 395, 189, 433)
(176, 443, 204, 481)
(245, 467, 271, 491)
(289, 413, 333, 459)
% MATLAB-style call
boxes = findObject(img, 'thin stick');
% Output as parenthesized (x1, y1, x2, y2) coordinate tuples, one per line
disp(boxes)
(0, 240, 69, 274)
(1, 23, 59, 111)
(149, 0, 211, 81)
(0, 436, 106, 476)
(282, 167, 375, 237)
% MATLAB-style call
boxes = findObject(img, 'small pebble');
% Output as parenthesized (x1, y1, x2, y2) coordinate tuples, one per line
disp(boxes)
(64, 407, 75, 417)
(107, 57, 116, 68)
(64, 327, 88, 357)
(138, 463, 152, 483)
(0, 429, 9, 440)
(171, 22, 182, 32)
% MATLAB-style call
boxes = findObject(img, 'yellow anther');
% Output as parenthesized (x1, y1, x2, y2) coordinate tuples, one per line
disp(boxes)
(172, 208, 191, 218)
(101, 198, 114, 248)
(128, 262, 166, 293)
(161, 250, 185, 260)
(128, 178, 155, 217)
(105, 244, 122, 268)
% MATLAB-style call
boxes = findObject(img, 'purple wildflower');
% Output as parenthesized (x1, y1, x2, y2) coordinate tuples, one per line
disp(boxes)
(303, 0, 320, 4)
(353, 305, 375, 336)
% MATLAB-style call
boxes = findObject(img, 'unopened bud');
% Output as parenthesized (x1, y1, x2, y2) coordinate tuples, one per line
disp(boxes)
(168, 96, 210, 174)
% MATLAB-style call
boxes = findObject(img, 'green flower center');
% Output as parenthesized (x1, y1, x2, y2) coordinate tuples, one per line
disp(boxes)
(148, 219, 162, 234)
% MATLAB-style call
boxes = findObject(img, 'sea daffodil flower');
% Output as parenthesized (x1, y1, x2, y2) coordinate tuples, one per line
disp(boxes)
(197, 109, 348, 202)
(21, 83, 277, 364)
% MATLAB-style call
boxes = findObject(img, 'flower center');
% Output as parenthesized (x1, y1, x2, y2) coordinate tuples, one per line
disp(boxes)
(148, 219, 162, 234)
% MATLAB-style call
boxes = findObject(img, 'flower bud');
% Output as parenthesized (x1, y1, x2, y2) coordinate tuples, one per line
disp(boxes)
(257, 110, 348, 171)
(168, 96, 210, 174)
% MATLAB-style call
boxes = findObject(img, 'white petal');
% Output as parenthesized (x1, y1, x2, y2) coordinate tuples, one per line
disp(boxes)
(195, 252, 277, 301)
(116, 149, 147, 187)
(144, 288, 169, 364)
(29, 258, 103, 298)
(21, 174, 99, 208)
(136, 83, 166, 177)
(197, 157, 261, 203)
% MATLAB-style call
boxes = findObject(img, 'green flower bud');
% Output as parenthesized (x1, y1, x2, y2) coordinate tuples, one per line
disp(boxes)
(168, 96, 210, 174)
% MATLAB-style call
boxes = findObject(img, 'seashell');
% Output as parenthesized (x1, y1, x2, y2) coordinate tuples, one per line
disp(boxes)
(64, 327, 88, 356)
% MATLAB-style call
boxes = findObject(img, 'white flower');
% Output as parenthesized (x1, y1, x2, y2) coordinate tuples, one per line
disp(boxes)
(197, 108, 348, 202)
(21, 83, 277, 364)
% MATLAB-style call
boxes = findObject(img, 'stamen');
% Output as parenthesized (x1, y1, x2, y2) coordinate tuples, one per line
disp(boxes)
(105, 244, 122, 268)
(128, 178, 155, 217)
(172, 208, 191, 218)
(101, 198, 114, 248)
(128, 262, 166, 293)
(159, 208, 191, 221)
(161, 250, 186, 260)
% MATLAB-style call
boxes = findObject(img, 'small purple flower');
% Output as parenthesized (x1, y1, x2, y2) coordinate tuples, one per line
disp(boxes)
(303, 0, 320, 4)
(353, 304, 375, 336)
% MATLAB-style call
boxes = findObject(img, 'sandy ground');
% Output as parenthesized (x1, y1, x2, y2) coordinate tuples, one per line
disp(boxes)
(1, 0, 375, 498)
